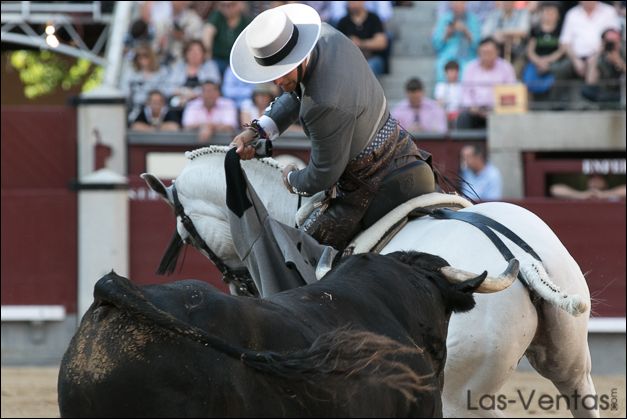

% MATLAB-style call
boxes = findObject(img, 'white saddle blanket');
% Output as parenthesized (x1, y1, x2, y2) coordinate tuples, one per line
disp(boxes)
(346, 192, 473, 255)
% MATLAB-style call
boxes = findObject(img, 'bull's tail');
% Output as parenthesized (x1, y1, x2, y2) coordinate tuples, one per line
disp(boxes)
(240, 326, 432, 402)
(518, 255, 588, 316)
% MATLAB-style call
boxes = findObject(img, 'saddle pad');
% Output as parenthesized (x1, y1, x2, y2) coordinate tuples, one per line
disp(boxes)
(346, 192, 473, 255)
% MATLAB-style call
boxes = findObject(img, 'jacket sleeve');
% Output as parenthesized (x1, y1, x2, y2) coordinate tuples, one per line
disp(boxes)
(289, 105, 356, 195)
(262, 92, 301, 137)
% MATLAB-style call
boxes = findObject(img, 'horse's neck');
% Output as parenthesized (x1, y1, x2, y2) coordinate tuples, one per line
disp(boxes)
(241, 159, 302, 224)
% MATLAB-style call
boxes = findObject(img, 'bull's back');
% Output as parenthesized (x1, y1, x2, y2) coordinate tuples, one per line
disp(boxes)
(58, 303, 231, 417)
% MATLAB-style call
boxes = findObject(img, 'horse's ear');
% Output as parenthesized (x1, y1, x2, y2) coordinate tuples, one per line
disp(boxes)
(141, 173, 174, 208)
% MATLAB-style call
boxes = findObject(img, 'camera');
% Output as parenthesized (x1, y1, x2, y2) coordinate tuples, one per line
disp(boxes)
(604, 40, 616, 53)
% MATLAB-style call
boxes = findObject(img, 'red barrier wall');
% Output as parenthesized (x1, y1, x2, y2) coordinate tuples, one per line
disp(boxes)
(1, 106, 78, 312)
(2, 120, 624, 318)
(514, 199, 626, 317)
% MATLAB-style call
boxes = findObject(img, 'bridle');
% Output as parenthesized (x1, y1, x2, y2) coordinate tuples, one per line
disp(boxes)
(165, 184, 259, 297)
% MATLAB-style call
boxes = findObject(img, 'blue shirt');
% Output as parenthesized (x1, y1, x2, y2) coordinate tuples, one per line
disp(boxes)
(461, 163, 503, 200)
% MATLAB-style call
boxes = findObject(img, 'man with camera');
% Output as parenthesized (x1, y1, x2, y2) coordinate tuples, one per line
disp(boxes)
(587, 28, 626, 102)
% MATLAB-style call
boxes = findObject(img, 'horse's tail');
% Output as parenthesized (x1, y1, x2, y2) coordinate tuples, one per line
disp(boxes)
(517, 254, 589, 316)
(429, 208, 589, 317)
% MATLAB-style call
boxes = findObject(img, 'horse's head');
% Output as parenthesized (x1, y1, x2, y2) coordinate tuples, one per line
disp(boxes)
(142, 146, 303, 274)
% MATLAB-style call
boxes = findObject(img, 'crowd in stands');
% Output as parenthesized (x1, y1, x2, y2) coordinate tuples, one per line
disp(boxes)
(120, 1, 624, 202)
(430, 0, 625, 127)
(122, 1, 403, 142)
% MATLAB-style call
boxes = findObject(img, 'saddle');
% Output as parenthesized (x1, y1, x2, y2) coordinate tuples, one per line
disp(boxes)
(361, 159, 436, 229)
(346, 192, 472, 256)
(295, 160, 472, 256)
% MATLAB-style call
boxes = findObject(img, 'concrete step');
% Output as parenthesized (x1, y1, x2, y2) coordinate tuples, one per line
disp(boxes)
(388, 2, 438, 57)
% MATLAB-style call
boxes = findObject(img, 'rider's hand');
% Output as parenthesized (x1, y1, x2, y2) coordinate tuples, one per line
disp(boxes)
(282, 163, 298, 193)
(230, 129, 257, 160)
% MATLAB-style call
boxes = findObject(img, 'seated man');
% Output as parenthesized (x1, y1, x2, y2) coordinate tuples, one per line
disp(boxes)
(391, 77, 448, 134)
(457, 37, 517, 129)
(459, 144, 503, 201)
(336, 1, 388, 77)
(550, 174, 626, 200)
(182, 80, 238, 142)
(130, 90, 181, 132)
(582, 28, 626, 102)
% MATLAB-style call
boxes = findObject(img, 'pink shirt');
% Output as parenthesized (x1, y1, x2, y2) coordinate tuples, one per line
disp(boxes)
(560, 3, 620, 58)
(460, 58, 517, 109)
(182, 97, 238, 130)
(391, 97, 448, 134)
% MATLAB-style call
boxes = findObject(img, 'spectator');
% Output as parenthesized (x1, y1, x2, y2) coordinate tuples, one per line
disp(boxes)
(434, 60, 463, 125)
(182, 80, 238, 142)
(165, 40, 221, 109)
(522, 1, 569, 96)
(581, 28, 626, 102)
(550, 174, 626, 200)
(460, 144, 503, 200)
(457, 37, 517, 129)
(120, 42, 167, 123)
(160, 1, 205, 65)
(130, 90, 181, 132)
(124, 19, 154, 53)
(559, 1, 620, 88)
(432, 1, 481, 83)
(140, 0, 173, 59)
(336, 1, 388, 77)
(239, 83, 279, 127)
(203, 1, 252, 77)
(482, 1, 531, 70)
(222, 66, 256, 109)
(301, 1, 335, 23)
(437, 1, 497, 27)
(330, 1, 394, 73)
(391, 78, 448, 134)
(329, 1, 394, 27)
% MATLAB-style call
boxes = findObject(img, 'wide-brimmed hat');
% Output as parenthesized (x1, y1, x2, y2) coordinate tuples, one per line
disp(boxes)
(230, 4, 321, 84)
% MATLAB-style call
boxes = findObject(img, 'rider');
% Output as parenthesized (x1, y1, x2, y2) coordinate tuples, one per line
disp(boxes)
(229, 3, 435, 251)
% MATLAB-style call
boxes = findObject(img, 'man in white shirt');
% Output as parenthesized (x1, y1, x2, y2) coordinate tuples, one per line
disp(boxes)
(559, 1, 620, 85)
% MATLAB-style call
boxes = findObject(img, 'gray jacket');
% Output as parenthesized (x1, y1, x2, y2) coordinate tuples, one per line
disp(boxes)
(264, 23, 389, 195)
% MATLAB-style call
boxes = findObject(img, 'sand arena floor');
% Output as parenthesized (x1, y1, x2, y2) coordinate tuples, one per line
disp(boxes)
(1, 367, 625, 418)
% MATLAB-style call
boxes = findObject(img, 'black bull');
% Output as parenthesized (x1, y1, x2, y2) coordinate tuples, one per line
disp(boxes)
(58, 251, 488, 417)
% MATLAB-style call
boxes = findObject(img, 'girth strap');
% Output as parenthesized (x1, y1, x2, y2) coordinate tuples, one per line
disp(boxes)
(429, 208, 544, 286)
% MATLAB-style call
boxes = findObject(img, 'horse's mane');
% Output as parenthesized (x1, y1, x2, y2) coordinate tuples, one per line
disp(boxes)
(186, 146, 283, 171)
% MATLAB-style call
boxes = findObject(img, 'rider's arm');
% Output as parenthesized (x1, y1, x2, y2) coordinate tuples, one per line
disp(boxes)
(257, 92, 301, 140)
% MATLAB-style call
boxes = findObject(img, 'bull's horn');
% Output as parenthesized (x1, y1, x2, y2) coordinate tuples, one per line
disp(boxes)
(440, 259, 519, 293)
(315, 246, 338, 280)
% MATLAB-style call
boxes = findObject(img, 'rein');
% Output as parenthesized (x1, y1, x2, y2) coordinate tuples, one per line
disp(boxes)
(167, 184, 258, 297)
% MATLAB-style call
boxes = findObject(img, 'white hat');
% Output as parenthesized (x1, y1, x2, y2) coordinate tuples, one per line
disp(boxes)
(230, 4, 321, 84)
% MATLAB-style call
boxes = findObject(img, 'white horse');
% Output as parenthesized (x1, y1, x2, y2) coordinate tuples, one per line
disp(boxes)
(142, 146, 598, 418)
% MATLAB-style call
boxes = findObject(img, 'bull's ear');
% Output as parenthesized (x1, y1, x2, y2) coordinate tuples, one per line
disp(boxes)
(141, 173, 174, 209)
